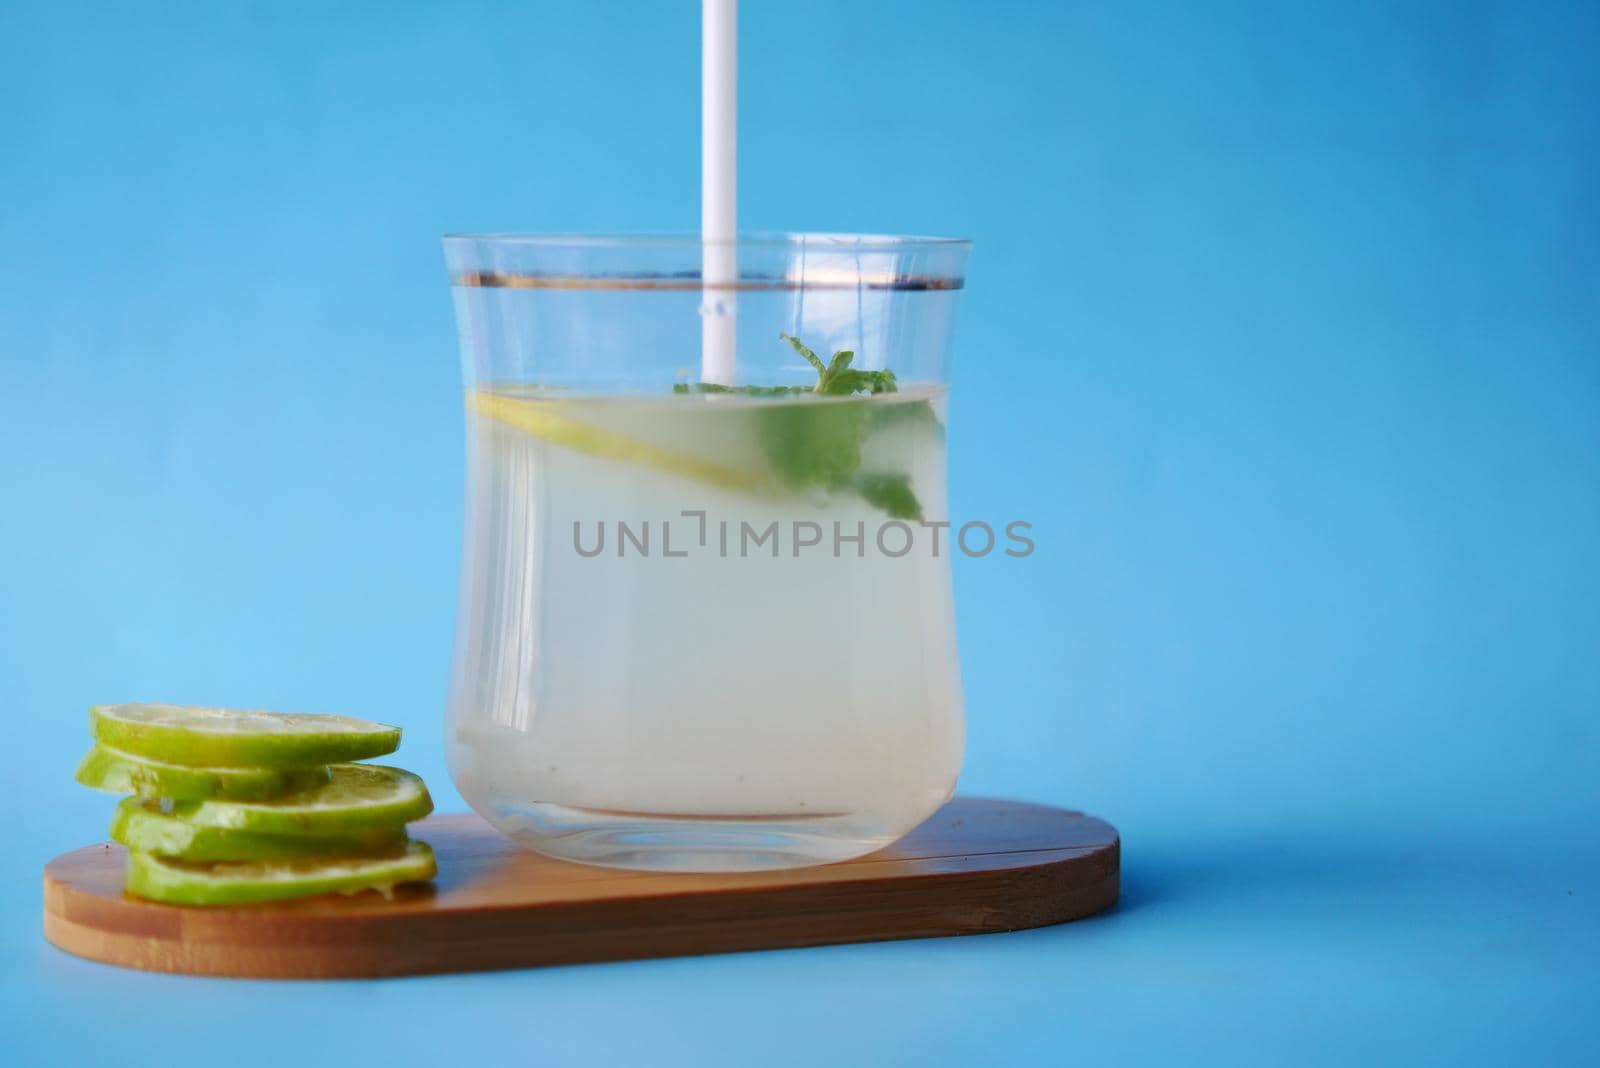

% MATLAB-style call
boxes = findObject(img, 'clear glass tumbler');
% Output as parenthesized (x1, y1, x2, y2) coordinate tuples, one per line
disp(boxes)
(444, 233, 972, 871)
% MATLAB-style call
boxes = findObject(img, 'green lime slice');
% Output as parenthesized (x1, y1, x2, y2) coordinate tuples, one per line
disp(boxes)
(166, 763, 433, 835)
(110, 798, 408, 862)
(471, 390, 782, 496)
(124, 840, 436, 906)
(75, 745, 331, 802)
(90, 703, 401, 769)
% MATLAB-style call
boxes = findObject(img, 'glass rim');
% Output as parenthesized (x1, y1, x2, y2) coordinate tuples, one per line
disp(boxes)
(441, 231, 972, 252)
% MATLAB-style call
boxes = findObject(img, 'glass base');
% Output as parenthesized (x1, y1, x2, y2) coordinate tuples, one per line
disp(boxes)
(480, 801, 902, 872)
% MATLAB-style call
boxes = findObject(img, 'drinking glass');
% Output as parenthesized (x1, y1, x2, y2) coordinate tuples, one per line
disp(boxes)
(444, 233, 972, 871)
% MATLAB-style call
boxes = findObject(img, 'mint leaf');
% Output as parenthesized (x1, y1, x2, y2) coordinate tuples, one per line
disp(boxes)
(855, 472, 923, 521)
(673, 382, 811, 397)
(759, 401, 870, 492)
(782, 335, 900, 396)
(675, 335, 932, 518)
(780, 333, 830, 377)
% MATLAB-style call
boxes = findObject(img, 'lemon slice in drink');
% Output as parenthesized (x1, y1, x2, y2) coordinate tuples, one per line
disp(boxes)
(75, 745, 331, 802)
(90, 703, 401, 769)
(111, 798, 408, 862)
(470, 390, 782, 496)
(125, 841, 436, 906)
(167, 764, 432, 835)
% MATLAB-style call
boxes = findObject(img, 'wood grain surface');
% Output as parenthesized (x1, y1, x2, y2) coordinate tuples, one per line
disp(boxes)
(43, 797, 1119, 979)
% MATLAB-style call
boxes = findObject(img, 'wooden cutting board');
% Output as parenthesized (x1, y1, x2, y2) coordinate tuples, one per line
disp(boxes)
(43, 796, 1119, 979)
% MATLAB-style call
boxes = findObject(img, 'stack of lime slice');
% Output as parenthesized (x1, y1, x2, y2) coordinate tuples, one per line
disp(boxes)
(75, 703, 437, 905)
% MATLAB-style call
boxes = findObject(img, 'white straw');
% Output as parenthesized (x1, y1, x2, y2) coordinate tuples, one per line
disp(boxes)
(700, 0, 737, 385)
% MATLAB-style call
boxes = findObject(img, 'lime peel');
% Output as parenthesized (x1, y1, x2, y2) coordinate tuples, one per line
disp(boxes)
(125, 841, 436, 906)
(75, 745, 331, 802)
(167, 763, 433, 835)
(471, 390, 783, 496)
(90, 703, 401, 769)
(111, 798, 409, 862)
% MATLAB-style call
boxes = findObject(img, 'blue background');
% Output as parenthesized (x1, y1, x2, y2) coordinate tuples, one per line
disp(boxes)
(2, 1, 1596, 1063)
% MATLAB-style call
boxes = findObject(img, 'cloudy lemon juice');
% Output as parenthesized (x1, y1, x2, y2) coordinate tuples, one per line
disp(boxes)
(448, 344, 964, 870)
